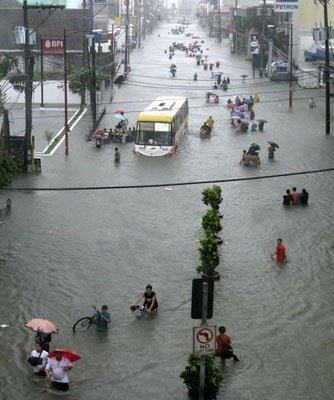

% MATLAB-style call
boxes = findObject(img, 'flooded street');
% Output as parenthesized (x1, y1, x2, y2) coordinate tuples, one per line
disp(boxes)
(1, 19, 334, 400)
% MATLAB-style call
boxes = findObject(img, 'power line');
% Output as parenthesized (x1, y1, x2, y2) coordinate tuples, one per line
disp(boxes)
(4, 168, 334, 192)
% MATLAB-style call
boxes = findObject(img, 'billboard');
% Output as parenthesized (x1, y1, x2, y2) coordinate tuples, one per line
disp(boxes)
(274, 0, 298, 12)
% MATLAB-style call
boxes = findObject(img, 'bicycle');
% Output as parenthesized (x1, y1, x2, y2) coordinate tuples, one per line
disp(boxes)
(72, 306, 101, 332)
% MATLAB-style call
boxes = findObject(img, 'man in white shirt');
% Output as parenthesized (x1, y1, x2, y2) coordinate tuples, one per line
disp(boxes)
(45, 351, 73, 391)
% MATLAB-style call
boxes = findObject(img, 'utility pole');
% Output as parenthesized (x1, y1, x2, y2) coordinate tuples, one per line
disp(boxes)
(90, 35, 97, 128)
(63, 29, 69, 156)
(288, 22, 293, 108)
(82, 0, 88, 109)
(234, 0, 238, 54)
(259, 0, 266, 77)
(199, 282, 208, 400)
(23, 0, 33, 171)
(124, 0, 130, 76)
(138, 0, 142, 49)
(40, 39, 44, 108)
(319, 0, 330, 134)
(217, 0, 222, 43)
(22, 1, 64, 171)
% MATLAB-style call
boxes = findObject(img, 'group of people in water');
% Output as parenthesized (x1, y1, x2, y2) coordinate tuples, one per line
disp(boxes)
(239, 149, 260, 166)
(283, 187, 309, 206)
(27, 286, 158, 392)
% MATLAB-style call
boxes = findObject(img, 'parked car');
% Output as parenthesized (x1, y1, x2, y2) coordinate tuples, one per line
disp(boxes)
(265, 61, 288, 76)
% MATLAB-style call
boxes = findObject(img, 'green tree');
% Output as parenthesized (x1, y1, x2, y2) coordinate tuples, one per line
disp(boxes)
(202, 208, 222, 236)
(197, 231, 220, 276)
(202, 185, 223, 216)
(68, 66, 109, 110)
(0, 55, 26, 115)
(0, 137, 18, 188)
(180, 353, 223, 399)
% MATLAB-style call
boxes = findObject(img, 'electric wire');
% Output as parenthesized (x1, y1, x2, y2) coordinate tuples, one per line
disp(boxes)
(3, 168, 334, 192)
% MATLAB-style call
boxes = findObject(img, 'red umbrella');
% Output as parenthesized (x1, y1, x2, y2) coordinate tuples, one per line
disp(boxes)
(115, 108, 125, 114)
(25, 319, 59, 334)
(48, 348, 81, 362)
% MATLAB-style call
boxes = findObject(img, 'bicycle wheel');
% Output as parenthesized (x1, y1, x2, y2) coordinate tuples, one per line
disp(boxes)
(72, 317, 94, 333)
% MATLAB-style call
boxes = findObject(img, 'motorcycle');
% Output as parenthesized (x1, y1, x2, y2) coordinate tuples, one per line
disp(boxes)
(95, 137, 102, 148)
(170, 65, 177, 77)
(194, 73, 198, 81)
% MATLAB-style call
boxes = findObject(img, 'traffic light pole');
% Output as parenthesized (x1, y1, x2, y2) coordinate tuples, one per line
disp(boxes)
(199, 281, 208, 400)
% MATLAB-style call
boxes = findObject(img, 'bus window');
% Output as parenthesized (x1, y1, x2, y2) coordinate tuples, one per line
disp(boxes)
(154, 123, 172, 145)
(136, 122, 154, 144)
(136, 122, 172, 146)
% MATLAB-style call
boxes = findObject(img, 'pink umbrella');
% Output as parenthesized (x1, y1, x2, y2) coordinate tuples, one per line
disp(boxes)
(49, 348, 81, 362)
(25, 318, 59, 334)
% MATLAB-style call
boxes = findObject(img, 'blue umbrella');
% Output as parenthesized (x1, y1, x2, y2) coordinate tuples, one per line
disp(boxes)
(114, 113, 127, 120)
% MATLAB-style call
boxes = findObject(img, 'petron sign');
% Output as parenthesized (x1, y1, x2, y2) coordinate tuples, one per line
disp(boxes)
(274, 0, 298, 12)
(42, 38, 64, 55)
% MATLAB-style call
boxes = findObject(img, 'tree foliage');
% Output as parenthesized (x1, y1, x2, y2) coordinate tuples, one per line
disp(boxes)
(0, 55, 25, 115)
(68, 66, 109, 95)
(202, 185, 223, 214)
(0, 138, 18, 188)
(197, 231, 220, 275)
(180, 353, 223, 399)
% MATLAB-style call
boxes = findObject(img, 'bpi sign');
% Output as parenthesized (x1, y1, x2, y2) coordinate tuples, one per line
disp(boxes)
(193, 325, 216, 356)
(43, 38, 64, 55)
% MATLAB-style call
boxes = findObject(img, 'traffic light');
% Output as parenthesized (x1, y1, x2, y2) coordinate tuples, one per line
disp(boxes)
(191, 278, 214, 319)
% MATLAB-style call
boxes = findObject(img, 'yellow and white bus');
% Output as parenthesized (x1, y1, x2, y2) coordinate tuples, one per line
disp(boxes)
(134, 96, 189, 156)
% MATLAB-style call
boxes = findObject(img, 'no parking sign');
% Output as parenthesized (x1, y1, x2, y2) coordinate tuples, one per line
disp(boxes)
(193, 325, 216, 356)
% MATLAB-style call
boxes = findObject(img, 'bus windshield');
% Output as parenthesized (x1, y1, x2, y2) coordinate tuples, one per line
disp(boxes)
(136, 122, 173, 146)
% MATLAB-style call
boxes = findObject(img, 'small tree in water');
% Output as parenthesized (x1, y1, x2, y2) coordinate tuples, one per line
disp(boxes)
(197, 231, 220, 276)
(43, 130, 54, 145)
(180, 353, 223, 399)
(202, 185, 223, 217)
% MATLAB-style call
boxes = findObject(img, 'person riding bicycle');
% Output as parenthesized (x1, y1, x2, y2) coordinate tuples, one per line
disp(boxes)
(132, 285, 158, 314)
(96, 305, 111, 332)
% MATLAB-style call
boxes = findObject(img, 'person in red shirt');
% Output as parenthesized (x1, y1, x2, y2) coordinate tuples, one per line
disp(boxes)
(271, 238, 287, 264)
(291, 187, 299, 205)
(215, 326, 239, 361)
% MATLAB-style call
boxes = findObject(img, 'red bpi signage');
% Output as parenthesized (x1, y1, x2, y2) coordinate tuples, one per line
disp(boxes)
(42, 38, 64, 55)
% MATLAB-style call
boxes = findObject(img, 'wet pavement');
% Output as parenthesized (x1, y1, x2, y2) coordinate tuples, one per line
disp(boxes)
(1, 19, 334, 400)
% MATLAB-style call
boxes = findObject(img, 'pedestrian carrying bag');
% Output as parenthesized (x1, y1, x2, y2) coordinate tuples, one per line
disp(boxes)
(27, 351, 42, 366)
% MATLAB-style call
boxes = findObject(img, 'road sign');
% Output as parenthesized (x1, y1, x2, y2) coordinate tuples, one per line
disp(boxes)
(42, 39, 64, 55)
(193, 325, 216, 356)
